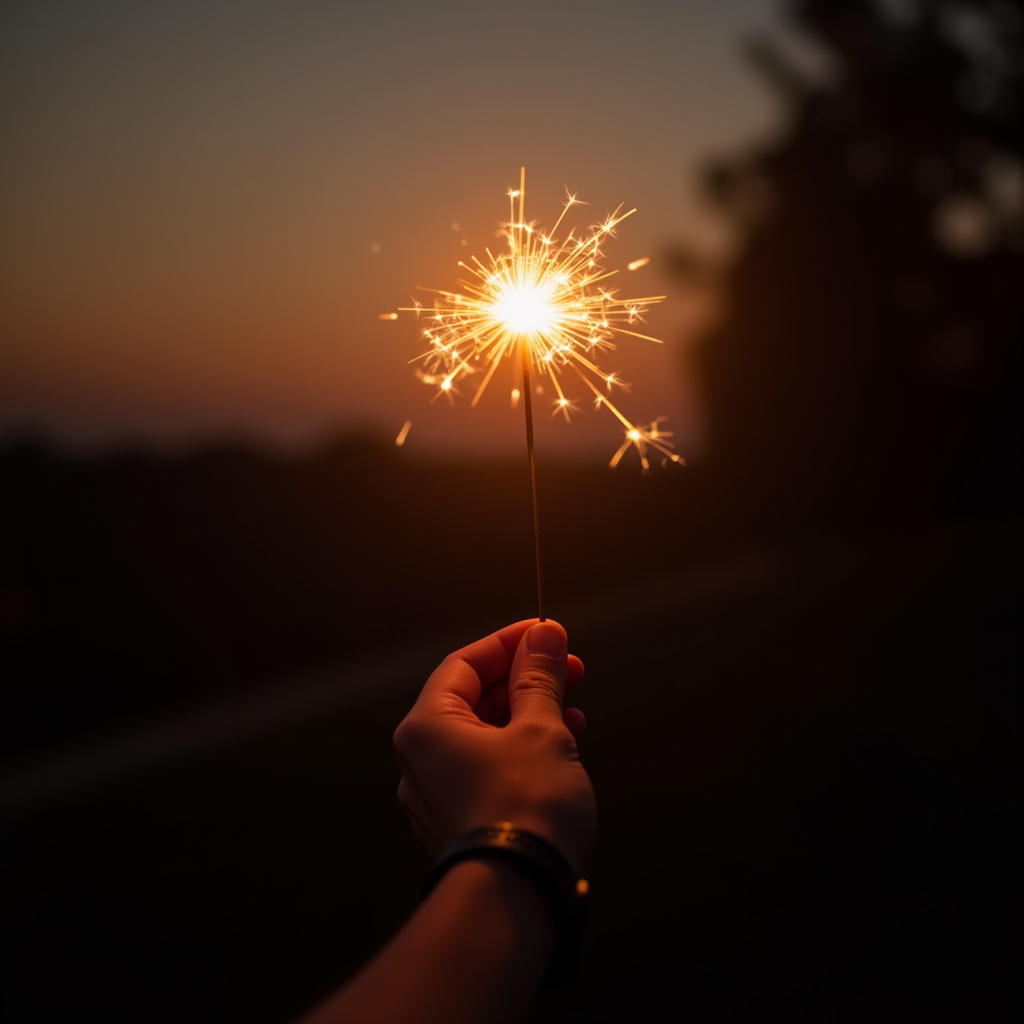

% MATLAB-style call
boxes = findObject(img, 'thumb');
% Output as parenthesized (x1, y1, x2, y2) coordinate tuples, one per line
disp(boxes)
(507, 620, 568, 720)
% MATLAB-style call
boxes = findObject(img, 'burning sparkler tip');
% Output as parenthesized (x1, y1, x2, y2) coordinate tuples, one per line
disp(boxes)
(402, 170, 681, 472)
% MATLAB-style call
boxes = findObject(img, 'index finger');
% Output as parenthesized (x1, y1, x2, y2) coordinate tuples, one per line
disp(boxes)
(414, 619, 539, 713)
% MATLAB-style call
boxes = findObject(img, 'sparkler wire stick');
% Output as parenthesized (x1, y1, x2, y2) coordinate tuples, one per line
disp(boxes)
(520, 344, 546, 621)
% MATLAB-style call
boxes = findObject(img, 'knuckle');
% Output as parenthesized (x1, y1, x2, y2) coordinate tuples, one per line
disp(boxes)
(513, 668, 562, 701)
(392, 715, 430, 756)
(438, 652, 465, 675)
(559, 733, 582, 760)
(516, 717, 566, 746)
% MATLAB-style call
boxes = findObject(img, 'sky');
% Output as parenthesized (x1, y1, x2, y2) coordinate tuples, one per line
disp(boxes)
(0, 0, 810, 459)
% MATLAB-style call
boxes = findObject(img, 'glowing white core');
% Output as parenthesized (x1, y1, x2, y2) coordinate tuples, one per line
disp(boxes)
(493, 281, 556, 335)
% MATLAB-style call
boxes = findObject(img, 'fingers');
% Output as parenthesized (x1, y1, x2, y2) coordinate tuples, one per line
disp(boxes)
(474, 683, 511, 727)
(507, 620, 568, 721)
(567, 654, 585, 690)
(476, 652, 584, 726)
(563, 706, 586, 738)
(415, 619, 536, 713)
(413, 621, 583, 725)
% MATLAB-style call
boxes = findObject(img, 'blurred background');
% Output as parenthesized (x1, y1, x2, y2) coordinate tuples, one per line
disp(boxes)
(2, 1, 1021, 1021)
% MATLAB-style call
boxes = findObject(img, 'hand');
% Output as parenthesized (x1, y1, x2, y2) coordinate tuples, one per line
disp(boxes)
(394, 619, 596, 874)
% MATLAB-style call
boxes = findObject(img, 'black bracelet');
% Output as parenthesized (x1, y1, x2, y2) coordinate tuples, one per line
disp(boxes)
(422, 823, 590, 987)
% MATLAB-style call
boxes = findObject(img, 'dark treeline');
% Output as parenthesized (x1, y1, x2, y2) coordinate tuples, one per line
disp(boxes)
(689, 0, 1023, 528)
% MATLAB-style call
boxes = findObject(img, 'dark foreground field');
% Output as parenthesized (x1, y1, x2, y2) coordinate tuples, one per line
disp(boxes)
(2, 438, 1021, 1023)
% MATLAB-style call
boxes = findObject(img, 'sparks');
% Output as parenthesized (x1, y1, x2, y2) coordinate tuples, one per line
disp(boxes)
(403, 169, 680, 469)
(609, 417, 685, 474)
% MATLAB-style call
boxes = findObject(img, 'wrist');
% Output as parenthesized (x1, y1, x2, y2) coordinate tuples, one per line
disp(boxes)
(316, 854, 555, 1024)
(424, 823, 591, 987)
(473, 811, 587, 877)
(442, 858, 557, 955)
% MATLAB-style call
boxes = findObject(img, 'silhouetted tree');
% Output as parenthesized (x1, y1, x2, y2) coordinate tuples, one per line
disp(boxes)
(697, 0, 1023, 528)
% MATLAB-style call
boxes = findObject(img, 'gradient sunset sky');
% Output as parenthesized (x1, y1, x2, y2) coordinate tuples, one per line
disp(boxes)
(1, 0, 808, 458)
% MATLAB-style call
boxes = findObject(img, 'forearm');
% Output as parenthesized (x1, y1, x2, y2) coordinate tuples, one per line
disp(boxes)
(301, 860, 556, 1024)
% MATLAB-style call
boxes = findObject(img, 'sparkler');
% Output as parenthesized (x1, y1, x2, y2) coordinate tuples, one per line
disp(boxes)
(404, 168, 682, 618)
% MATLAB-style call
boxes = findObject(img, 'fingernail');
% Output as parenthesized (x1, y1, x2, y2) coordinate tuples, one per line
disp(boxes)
(528, 622, 566, 660)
